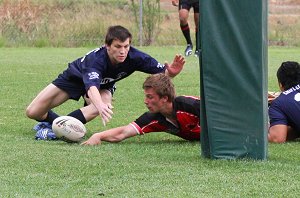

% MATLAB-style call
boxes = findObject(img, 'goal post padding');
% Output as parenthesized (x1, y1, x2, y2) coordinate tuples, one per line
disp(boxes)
(199, 0, 268, 159)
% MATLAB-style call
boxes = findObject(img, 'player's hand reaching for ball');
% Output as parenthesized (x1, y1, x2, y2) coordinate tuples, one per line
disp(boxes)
(86, 86, 114, 126)
(99, 102, 113, 126)
(81, 133, 102, 145)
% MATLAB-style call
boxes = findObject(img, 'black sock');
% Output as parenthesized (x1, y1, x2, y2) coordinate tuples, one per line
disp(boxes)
(67, 109, 87, 124)
(37, 110, 59, 124)
(180, 23, 192, 45)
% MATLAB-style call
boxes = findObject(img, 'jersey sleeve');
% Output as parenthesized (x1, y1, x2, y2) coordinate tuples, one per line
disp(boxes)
(80, 48, 106, 91)
(131, 112, 167, 135)
(129, 47, 166, 74)
(268, 100, 288, 127)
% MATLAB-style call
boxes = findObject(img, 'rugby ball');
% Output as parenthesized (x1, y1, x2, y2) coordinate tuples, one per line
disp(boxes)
(52, 116, 86, 142)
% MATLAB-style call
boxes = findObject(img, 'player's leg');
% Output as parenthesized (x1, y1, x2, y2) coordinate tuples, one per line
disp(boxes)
(26, 84, 70, 140)
(178, 3, 193, 56)
(26, 83, 69, 122)
(72, 89, 113, 123)
(28, 73, 87, 140)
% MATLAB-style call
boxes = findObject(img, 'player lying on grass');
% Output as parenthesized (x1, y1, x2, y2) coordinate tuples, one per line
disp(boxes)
(25, 25, 185, 140)
(268, 61, 300, 143)
(81, 73, 200, 145)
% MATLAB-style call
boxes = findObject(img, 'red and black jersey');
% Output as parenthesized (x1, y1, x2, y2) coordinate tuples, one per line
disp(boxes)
(131, 96, 200, 141)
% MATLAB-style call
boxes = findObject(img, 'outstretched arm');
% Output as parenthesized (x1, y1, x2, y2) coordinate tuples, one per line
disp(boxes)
(81, 124, 138, 146)
(164, 54, 185, 78)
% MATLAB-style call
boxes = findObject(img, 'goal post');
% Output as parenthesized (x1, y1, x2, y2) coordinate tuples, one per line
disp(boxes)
(199, 0, 268, 160)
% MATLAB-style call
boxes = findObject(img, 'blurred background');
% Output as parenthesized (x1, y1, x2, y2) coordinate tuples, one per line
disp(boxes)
(0, 0, 299, 47)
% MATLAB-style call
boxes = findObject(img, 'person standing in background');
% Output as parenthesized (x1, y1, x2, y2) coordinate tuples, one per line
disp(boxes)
(172, 0, 200, 57)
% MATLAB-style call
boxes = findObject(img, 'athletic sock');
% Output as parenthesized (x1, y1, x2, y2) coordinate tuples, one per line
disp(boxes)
(36, 110, 59, 124)
(180, 23, 192, 45)
(67, 109, 87, 124)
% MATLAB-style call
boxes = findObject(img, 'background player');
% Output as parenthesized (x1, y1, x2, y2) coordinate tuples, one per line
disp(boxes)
(268, 61, 300, 143)
(81, 73, 200, 145)
(26, 25, 185, 140)
(172, 0, 200, 57)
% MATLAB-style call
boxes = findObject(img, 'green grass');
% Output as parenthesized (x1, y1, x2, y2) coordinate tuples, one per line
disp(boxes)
(0, 46, 300, 197)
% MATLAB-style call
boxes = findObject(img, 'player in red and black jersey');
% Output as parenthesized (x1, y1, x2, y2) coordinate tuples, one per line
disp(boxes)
(81, 73, 200, 145)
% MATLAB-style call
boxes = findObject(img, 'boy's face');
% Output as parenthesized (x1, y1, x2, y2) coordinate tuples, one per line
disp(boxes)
(143, 88, 167, 113)
(106, 38, 130, 65)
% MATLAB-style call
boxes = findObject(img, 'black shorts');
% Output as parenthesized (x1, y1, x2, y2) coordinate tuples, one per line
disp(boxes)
(52, 70, 116, 101)
(179, 0, 199, 13)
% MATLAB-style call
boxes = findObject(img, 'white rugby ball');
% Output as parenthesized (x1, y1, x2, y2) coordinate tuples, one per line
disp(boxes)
(52, 116, 86, 142)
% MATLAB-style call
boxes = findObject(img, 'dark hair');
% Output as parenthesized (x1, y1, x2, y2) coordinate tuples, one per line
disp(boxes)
(105, 25, 132, 46)
(143, 73, 176, 102)
(277, 61, 300, 90)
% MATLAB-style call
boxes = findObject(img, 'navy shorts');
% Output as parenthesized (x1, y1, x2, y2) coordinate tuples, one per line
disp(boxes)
(52, 70, 116, 101)
(179, 0, 199, 13)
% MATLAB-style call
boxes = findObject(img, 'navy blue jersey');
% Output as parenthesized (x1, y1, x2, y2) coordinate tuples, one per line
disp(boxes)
(130, 96, 200, 141)
(65, 46, 166, 91)
(269, 84, 300, 132)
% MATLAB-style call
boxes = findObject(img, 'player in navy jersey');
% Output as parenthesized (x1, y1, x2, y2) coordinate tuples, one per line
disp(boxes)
(268, 61, 300, 143)
(81, 73, 200, 145)
(26, 25, 185, 140)
(172, 0, 200, 57)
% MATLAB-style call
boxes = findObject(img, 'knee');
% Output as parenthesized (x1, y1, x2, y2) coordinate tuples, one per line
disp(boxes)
(179, 18, 188, 25)
(25, 106, 38, 119)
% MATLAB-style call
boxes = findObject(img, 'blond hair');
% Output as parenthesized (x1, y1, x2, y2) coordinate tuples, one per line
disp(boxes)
(143, 73, 176, 102)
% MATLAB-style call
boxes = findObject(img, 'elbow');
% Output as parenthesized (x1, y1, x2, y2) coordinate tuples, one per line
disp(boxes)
(25, 106, 39, 120)
(268, 134, 286, 143)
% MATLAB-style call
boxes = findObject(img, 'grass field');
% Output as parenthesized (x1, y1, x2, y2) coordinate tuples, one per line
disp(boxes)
(0, 46, 300, 197)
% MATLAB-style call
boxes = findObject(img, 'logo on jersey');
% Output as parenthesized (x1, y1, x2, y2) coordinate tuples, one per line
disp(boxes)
(100, 72, 128, 85)
(283, 84, 300, 95)
(100, 78, 114, 84)
(88, 72, 99, 80)
(116, 72, 127, 79)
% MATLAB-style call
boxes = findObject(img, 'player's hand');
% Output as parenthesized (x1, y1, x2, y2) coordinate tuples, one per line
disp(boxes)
(81, 133, 102, 145)
(268, 91, 280, 104)
(171, 0, 178, 6)
(165, 54, 185, 77)
(99, 103, 114, 126)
